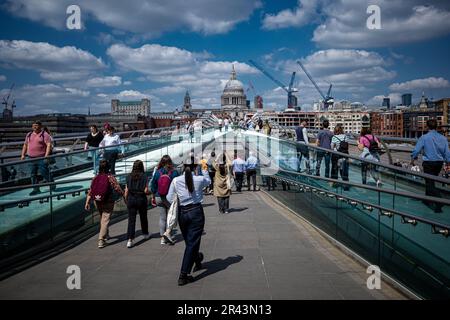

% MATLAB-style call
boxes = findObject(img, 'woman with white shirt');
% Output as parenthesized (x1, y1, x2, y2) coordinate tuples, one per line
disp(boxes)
(167, 156, 211, 286)
(99, 126, 122, 175)
(330, 125, 349, 190)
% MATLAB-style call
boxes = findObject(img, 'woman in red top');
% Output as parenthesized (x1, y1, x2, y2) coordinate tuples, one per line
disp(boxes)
(358, 127, 382, 187)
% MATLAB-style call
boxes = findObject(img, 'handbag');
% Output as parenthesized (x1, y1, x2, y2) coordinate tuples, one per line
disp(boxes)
(167, 179, 179, 230)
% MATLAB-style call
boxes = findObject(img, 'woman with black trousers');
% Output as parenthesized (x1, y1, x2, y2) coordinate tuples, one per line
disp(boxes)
(124, 160, 150, 248)
(167, 156, 211, 286)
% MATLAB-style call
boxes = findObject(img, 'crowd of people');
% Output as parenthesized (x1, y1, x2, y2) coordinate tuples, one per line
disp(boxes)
(12, 116, 449, 285)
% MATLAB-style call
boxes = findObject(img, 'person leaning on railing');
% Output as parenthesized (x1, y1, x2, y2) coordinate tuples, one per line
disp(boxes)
(20, 120, 55, 196)
(411, 119, 450, 213)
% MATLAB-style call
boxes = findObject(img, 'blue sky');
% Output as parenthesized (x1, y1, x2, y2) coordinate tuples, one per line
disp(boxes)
(0, 0, 450, 115)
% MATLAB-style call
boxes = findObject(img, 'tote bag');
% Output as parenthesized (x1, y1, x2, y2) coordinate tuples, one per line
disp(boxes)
(167, 179, 179, 230)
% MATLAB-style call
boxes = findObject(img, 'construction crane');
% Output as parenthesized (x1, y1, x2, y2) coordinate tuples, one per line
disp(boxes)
(2, 83, 16, 120)
(296, 60, 334, 110)
(248, 60, 298, 110)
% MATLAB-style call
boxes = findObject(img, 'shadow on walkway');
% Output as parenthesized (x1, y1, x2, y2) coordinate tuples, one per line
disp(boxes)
(194, 255, 243, 281)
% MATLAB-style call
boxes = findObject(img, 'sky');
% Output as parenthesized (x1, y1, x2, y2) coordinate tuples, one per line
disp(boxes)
(0, 0, 450, 116)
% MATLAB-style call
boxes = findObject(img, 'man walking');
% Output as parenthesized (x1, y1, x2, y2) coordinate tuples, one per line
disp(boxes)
(21, 120, 54, 195)
(245, 152, 258, 191)
(315, 120, 333, 178)
(232, 153, 246, 192)
(411, 119, 450, 213)
(295, 120, 310, 174)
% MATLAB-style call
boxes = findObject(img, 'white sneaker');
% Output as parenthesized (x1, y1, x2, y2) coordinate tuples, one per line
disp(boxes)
(143, 234, 151, 240)
(160, 238, 167, 245)
(163, 232, 175, 245)
(127, 239, 134, 248)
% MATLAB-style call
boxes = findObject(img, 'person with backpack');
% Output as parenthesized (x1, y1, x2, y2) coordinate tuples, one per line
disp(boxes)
(206, 151, 216, 194)
(358, 127, 382, 187)
(20, 120, 55, 195)
(85, 160, 124, 248)
(167, 155, 210, 286)
(150, 155, 179, 245)
(124, 160, 151, 248)
(214, 153, 232, 214)
(331, 125, 349, 190)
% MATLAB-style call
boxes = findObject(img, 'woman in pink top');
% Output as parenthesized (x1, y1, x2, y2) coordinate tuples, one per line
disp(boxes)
(358, 127, 382, 187)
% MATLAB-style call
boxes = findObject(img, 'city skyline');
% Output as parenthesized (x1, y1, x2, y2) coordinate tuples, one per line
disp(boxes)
(1, 0, 450, 116)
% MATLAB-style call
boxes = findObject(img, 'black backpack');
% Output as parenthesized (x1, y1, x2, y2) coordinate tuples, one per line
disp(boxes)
(365, 135, 381, 154)
(335, 136, 349, 154)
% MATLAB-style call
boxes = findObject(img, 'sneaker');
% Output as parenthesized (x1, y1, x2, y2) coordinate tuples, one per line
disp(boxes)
(161, 238, 167, 245)
(127, 239, 134, 248)
(143, 234, 151, 240)
(163, 232, 175, 245)
(98, 240, 106, 248)
(178, 274, 195, 286)
(224, 210, 230, 214)
(376, 180, 383, 188)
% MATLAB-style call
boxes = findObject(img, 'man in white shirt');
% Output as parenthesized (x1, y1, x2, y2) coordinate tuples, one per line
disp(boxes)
(99, 126, 123, 175)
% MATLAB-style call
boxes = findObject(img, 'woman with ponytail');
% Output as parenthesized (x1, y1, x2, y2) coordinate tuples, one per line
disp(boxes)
(167, 155, 211, 286)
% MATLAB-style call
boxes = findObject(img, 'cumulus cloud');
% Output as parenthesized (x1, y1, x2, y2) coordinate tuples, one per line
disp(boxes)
(86, 76, 122, 87)
(107, 43, 257, 108)
(0, 40, 105, 81)
(313, 1, 450, 48)
(367, 93, 402, 107)
(4, 0, 261, 36)
(389, 77, 450, 91)
(262, 0, 320, 30)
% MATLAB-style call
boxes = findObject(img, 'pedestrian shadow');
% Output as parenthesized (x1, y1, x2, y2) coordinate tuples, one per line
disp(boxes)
(194, 255, 243, 281)
(228, 207, 248, 213)
(202, 203, 215, 208)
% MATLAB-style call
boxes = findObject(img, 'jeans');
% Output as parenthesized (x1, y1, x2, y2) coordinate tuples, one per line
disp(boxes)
(29, 158, 53, 190)
(246, 169, 257, 191)
(422, 161, 444, 211)
(208, 171, 215, 191)
(297, 143, 310, 173)
(315, 151, 330, 178)
(234, 172, 244, 191)
(104, 150, 118, 175)
(127, 195, 149, 239)
(157, 196, 170, 236)
(331, 154, 349, 186)
(178, 203, 205, 275)
(89, 150, 100, 174)
(217, 196, 230, 213)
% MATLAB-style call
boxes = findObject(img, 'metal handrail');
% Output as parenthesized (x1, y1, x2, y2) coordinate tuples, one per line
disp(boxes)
(250, 130, 450, 186)
(271, 173, 450, 231)
(0, 125, 177, 148)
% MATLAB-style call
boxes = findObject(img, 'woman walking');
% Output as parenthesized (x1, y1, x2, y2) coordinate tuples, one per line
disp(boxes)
(85, 160, 124, 248)
(214, 153, 232, 214)
(330, 125, 350, 190)
(358, 127, 382, 187)
(150, 155, 179, 245)
(167, 156, 211, 286)
(124, 160, 151, 248)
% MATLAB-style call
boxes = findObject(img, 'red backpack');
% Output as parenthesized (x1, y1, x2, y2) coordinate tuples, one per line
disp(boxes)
(90, 174, 112, 202)
(157, 169, 173, 196)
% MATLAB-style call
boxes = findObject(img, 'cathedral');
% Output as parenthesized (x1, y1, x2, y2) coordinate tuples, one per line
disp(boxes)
(221, 65, 248, 119)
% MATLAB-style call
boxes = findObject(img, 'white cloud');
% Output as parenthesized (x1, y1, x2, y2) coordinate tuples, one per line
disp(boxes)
(389, 77, 450, 91)
(0, 75, 6, 82)
(367, 93, 402, 106)
(262, 0, 319, 30)
(0, 40, 105, 81)
(4, 0, 261, 36)
(313, 1, 450, 48)
(123, 81, 132, 86)
(86, 76, 122, 87)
